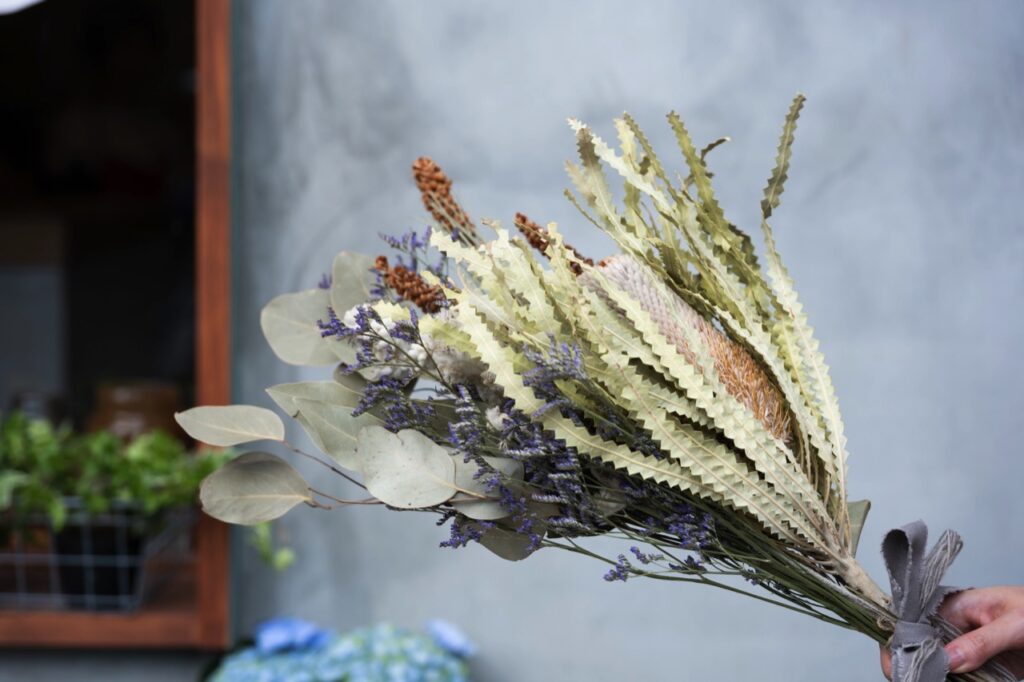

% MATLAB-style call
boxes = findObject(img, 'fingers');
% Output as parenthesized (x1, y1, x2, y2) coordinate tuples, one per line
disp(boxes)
(879, 644, 892, 680)
(945, 615, 1023, 674)
(940, 588, 1000, 631)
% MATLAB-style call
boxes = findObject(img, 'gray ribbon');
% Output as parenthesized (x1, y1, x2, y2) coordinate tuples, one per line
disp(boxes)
(882, 521, 1017, 682)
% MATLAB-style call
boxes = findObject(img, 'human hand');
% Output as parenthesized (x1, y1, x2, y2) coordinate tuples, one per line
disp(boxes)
(880, 586, 1024, 679)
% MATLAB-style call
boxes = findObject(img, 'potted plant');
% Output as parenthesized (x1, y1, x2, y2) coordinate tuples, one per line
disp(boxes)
(0, 411, 226, 610)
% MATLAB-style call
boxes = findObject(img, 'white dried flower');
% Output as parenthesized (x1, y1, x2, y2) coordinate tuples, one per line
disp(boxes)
(485, 405, 507, 431)
(342, 305, 427, 384)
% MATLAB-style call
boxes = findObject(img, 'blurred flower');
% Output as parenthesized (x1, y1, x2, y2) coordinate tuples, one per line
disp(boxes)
(212, 622, 471, 682)
(425, 619, 477, 658)
(255, 617, 332, 655)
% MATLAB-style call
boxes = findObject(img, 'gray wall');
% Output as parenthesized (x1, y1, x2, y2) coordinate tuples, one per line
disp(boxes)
(4, 1, 1021, 680)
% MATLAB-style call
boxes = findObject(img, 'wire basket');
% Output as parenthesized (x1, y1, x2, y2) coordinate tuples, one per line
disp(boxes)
(0, 499, 194, 612)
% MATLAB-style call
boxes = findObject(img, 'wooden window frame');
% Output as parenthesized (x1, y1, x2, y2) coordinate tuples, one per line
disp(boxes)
(0, 0, 232, 649)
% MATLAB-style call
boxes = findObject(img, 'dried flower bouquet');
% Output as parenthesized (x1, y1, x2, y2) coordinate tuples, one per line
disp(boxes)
(177, 96, 1011, 682)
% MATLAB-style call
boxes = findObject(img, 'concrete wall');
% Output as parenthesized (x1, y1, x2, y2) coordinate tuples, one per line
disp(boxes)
(227, 2, 1024, 680)
(4, 1, 1022, 679)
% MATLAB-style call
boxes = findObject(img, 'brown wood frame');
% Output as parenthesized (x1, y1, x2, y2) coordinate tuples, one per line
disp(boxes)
(0, 0, 232, 648)
(193, 0, 232, 650)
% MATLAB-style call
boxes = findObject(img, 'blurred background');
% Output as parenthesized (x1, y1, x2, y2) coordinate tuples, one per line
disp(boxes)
(1, 0, 1022, 680)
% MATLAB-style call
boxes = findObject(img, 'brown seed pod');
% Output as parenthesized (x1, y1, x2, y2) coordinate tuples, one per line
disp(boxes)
(514, 212, 594, 276)
(373, 255, 448, 314)
(412, 157, 475, 236)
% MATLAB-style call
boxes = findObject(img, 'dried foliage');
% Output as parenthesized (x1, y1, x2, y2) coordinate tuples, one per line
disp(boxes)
(373, 255, 446, 313)
(412, 157, 475, 238)
(514, 212, 594, 275)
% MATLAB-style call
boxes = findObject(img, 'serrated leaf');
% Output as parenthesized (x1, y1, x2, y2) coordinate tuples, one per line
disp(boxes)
(200, 452, 310, 525)
(567, 276, 813, 542)
(260, 289, 342, 366)
(586, 264, 832, 545)
(357, 426, 456, 508)
(175, 405, 285, 446)
(570, 119, 672, 214)
(758, 149, 850, 541)
(448, 295, 707, 507)
(761, 94, 805, 219)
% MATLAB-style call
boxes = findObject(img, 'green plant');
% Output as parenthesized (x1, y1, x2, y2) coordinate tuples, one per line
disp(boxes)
(0, 410, 227, 529)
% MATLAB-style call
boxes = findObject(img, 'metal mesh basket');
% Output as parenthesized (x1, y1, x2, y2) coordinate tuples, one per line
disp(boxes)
(0, 499, 194, 611)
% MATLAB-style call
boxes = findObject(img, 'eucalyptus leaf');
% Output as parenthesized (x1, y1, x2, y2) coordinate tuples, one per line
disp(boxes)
(357, 426, 456, 508)
(451, 456, 523, 520)
(267, 381, 360, 416)
(175, 405, 285, 446)
(260, 289, 342, 366)
(332, 365, 369, 399)
(478, 525, 536, 562)
(329, 251, 376, 315)
(292, 397, 377, 471)
(328, 252, 376, 368)
(199, 452, 310, 525)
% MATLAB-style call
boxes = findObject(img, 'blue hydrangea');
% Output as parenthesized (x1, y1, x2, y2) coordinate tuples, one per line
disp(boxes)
(210, 623, 471, 682)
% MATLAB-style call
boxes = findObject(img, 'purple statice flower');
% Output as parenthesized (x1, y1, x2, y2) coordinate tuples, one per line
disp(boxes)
(317, 273, 332, 290)
(629, 546, 664, 565)
(439, 517, 492, 549)
(320, 304, 426, 383)
(317, 306, 347, 339)
(354, 375, 434, 432)
(493, 402, 604, 539)
(664, 505, 715, 552)
(447, 385, 484, 464)
(318, 304, 379, 342)
(521, 336, 588, 421)
(378, 226, 448, 280)
(603, 554, 633, 582)
(369, 264, 389, 300)
(669, 556, 705, 573)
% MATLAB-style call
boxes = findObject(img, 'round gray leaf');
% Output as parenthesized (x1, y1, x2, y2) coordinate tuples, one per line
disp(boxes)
(260, 289, 344, 366)
(357, 426, 456, 508)
(175, 405, 285, 446)
(199, 452, 310, 525)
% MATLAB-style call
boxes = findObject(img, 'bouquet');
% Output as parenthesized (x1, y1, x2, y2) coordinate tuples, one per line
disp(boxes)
(177, 96, 1012, 682)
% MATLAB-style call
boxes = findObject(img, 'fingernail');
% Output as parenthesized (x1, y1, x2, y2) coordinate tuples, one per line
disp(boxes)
(946, 646, 965, 672)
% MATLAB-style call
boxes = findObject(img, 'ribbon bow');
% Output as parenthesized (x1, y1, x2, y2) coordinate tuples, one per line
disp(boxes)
(882, 521, 1016, 682)
(883, 521, 963, 681)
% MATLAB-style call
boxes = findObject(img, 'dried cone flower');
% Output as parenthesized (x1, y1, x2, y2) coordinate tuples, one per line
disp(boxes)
(514, 212, 594, 275)
(374, 256, 447, 314)
(586, 255, 793, 442)
(412, 157, 475, 236)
